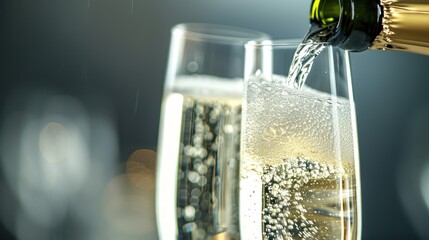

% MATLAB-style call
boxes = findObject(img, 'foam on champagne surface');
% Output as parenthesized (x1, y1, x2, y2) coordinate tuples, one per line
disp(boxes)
(242, 76, 355, 174)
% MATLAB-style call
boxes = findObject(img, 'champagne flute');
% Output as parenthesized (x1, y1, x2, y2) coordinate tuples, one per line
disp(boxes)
(156, 23, 269, 240)
(240, 40, 361, 240)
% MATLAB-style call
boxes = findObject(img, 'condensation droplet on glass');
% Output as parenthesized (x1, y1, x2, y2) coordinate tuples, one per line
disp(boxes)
(188, 171, 200, 183)
(247, 82, 261, 97)
(262, 126, 277, 141)
(196, 163, 208, 175)
(191, 188, 201, 197)
(187, 61, 199, 72)
(223, 124, 234, 134)
(183, 205, 196, 221)
(198, 176, 207, 186)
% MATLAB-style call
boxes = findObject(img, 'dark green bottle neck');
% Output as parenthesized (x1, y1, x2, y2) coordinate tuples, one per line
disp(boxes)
(306, 0, 384, 52)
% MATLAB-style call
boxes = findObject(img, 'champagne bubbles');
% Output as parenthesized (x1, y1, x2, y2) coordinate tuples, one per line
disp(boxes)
(240, 75, 358, 240)
(261, 158, 346, 240)
(175, 92, 241, 239)
(183, 206, 196, 221)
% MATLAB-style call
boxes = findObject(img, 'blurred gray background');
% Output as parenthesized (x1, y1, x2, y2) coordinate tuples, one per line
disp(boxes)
(1, 0, 429, 239)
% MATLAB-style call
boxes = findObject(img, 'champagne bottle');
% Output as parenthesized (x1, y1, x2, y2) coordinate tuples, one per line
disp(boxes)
(306, 0, 429, 55)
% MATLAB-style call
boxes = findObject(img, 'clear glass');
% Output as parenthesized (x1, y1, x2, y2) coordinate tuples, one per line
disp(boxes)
(240, 40, 361, 240)
(156, 23, 269, 240)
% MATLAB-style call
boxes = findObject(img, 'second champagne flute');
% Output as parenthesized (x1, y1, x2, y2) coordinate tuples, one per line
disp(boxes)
(156, 23, 269, 240)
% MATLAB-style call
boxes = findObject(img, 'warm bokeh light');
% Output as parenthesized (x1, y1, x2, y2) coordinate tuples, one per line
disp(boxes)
(126, 149, 157, 192)
(102, 174, 156, 238)
(101, 149, 158, 239)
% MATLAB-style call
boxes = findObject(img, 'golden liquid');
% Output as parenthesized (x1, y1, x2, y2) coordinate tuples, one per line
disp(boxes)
(242, 158, 358, 240)
(371, 0, 429, 55)
(156, 76, 244, 240)
(240, 79, 361, 240)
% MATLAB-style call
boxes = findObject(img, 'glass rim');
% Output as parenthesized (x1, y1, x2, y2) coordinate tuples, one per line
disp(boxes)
(172, 23, 270, 44)
(245, 39, 330, 49)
